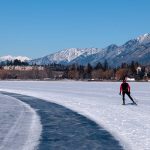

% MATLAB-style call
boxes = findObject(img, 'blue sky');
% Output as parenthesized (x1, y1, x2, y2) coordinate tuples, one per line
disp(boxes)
(0, 0, 150, 58)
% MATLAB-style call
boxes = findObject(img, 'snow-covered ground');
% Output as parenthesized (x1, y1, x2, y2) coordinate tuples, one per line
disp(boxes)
(0, 93, 42, 150)
(0, 81, 149, 150)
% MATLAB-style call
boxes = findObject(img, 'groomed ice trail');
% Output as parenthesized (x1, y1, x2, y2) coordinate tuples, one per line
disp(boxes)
(0, 93, 42, 150)
(0, 81, 150, 150)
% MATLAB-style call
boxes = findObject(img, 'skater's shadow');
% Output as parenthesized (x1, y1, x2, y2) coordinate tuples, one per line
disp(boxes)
(125, 103, 137, 106)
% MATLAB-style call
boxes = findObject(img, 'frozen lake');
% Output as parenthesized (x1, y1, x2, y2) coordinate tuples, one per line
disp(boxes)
(1, 92, 123, 150)
(0, 81, 150, 150)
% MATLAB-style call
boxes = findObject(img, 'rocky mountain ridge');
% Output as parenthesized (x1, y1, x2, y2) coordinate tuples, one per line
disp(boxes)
(1, 33, 150, 67)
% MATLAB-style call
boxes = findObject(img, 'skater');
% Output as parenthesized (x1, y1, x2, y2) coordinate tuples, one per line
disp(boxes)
(119, 79, 136, 105)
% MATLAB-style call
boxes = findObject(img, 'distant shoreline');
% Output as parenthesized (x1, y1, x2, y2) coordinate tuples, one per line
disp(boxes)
(0, 79, 149, 82)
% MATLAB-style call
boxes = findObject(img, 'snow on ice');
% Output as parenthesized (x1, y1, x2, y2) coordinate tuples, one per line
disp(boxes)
(0, 92, 42, 150)
(0, 81, 150, 150)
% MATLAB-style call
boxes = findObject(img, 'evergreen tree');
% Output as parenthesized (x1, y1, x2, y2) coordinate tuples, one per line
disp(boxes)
(95, 62, 103, 70)
(103, 60, 108, 71)
(130, 61, 137, 75)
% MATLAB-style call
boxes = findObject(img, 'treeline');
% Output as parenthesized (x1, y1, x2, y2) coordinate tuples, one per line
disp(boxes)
(0, 60, 149, 80)
(65, 61, 150, 80)
(0, 59, 29, 66)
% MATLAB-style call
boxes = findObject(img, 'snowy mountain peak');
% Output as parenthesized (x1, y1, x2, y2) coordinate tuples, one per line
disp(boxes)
(30, 48, 102, 65)
(105, 44, 118, 51)
(47, 48, 101, 63)
(136, 33, 150, 44)
(0, 55, 31, 62)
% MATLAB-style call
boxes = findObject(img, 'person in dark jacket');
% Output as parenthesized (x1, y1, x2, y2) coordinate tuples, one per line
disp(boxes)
(119, 79, 136, 105)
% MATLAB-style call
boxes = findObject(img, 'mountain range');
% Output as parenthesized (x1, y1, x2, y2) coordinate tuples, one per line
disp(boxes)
(0, 55, 30, 62)
(30, 33, 150, 67)
(1, 33, 150, 67)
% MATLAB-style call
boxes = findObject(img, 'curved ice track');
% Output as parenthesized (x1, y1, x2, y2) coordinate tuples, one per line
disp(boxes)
(2, 92, 124, 150)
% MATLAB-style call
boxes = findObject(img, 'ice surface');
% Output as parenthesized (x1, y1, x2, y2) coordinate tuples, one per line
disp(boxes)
(2, 92, 123, 150)
(0, 81, 150, 150)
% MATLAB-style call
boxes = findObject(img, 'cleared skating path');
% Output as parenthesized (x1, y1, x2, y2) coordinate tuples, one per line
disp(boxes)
(2, 92, 123, 150)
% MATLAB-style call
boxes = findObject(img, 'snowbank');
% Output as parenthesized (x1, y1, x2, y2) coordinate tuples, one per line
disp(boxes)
(0, 93, 42, 150)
